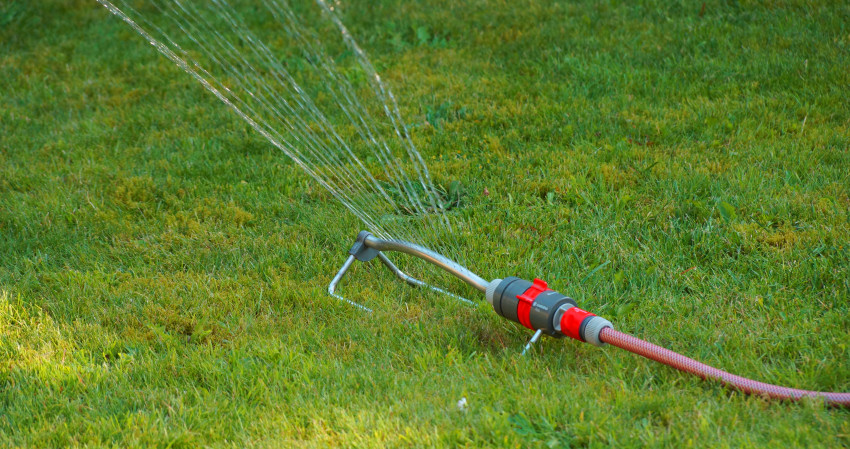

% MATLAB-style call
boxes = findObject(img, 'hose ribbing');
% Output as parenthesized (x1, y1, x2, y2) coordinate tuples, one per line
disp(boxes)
(598, 328, 850, 407)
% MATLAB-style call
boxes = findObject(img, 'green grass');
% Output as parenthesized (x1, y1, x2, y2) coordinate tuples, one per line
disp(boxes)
(2, 0, 849, 447)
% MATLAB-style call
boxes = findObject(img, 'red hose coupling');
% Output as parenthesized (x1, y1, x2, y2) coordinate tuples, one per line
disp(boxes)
(558, 307, 613, 347)
(559, 307, 595, 340)
(515, 278, 549, 329)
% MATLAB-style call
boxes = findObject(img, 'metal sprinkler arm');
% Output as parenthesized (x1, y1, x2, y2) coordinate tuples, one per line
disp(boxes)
(327, 255, 373, 312)
(361, 234, 489, 292)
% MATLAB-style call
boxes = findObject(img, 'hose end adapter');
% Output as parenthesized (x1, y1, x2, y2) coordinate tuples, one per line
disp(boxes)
(554, 306, 612, 347)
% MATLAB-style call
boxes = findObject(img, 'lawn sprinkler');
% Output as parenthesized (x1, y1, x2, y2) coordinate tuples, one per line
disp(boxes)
(330, 231, 850, 407)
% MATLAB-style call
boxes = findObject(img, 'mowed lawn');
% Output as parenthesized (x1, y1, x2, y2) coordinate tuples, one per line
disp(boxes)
(1, 0, 849, 447)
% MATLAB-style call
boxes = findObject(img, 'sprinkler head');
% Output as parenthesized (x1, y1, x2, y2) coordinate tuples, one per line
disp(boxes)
(348, 230, 380, 262)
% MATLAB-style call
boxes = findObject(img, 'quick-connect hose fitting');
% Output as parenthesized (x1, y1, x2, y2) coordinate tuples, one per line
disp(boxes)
(488, 277, 613, 344)
(488, 277, 577, 337)
(554, 305, 613, 347)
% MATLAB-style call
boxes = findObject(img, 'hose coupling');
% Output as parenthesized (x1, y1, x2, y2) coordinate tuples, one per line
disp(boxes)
(487, 277, 613, 345)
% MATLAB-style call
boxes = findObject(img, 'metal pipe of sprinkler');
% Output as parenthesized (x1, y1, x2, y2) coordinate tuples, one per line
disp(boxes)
(361, 234, 488, 292)
(328, 230, 850, 407)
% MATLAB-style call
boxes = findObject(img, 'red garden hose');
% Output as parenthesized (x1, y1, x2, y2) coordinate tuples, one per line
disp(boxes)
(599, 327, 850, 407)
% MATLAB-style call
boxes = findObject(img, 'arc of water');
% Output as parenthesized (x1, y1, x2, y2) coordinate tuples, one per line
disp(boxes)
(96, 0, 454, 244)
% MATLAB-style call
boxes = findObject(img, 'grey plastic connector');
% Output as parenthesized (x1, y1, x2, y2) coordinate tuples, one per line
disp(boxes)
(552, 303, 573, 333)
(485, 279, 502, 306)
(582, 316, 613, 347)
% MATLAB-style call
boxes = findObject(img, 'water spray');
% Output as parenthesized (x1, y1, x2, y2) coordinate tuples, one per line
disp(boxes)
(331, 231, 850, 407)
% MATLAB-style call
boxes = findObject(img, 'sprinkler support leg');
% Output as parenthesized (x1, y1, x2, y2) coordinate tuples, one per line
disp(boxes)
(375, 253, 474, 305)
(328, 232, 474, 311)
(328, 255, 373, 312)
(521, 329, 544, 356)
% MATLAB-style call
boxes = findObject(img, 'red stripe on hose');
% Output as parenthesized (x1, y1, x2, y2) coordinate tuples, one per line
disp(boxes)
(559, 307, 595, 341)
(516, 279, 548, 329)
(599, 328, 850, 407)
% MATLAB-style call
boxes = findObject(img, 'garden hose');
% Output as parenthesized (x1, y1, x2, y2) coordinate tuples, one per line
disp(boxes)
(598, 328, 850, 406)
(331, 231, 850, 407)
